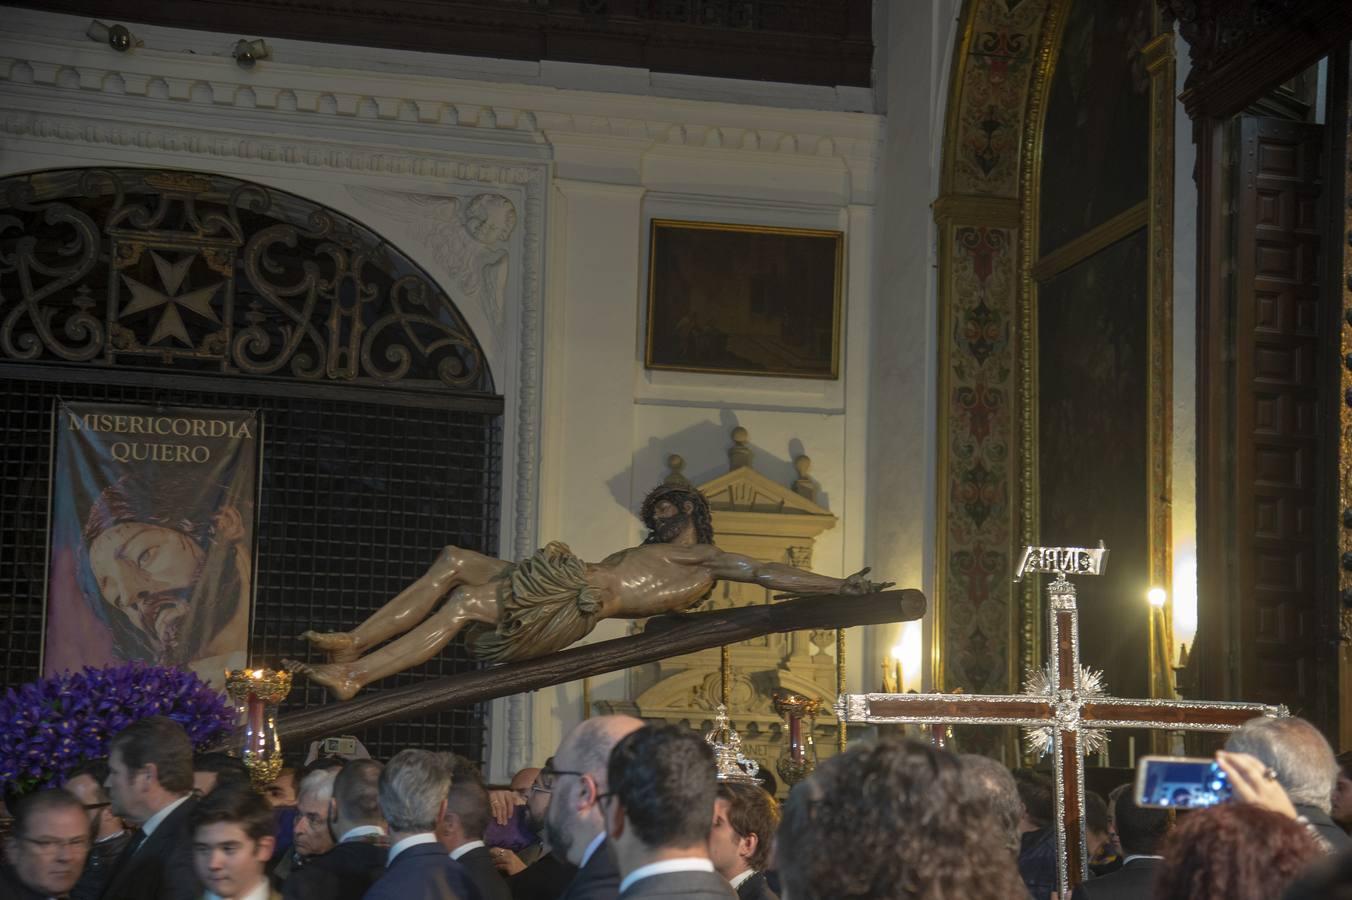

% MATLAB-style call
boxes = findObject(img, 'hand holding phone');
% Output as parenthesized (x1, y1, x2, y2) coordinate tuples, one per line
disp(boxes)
(1214, 750, 1298, 820)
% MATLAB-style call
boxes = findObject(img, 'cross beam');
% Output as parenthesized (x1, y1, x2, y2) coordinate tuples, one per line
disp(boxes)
(837, 545, 1285, 897)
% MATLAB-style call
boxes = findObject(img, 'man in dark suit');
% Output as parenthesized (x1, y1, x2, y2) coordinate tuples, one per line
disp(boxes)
(0, 789, 91, 900)
(435, 768, 510, 900)
(100, 716, 202, 900)
(1070, 787, 1170, 900)
(361, 750, 481, 900)
(545, 717, 643, 900)
(707, 783, 777, 900)
(283, 760, 388, 900)
(602, 725, 734, 900)
(1225, 715, 1352, 851)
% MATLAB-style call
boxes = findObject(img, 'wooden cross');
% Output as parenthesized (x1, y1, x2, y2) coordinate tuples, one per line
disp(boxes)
(837, 544, 1286, 897)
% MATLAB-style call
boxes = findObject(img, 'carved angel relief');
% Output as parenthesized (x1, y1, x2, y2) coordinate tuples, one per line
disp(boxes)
(346, 187, 517, 330)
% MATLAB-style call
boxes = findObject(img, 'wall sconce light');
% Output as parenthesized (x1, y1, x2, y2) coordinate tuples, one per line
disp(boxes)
(86, 20, 139, 52)
(1147, 587, 1167, 608)
(233, 38, 271, 69)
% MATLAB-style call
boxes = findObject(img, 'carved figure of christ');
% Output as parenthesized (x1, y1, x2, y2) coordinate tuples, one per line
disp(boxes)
(838, 546, 1285, 898)
(288, 488, 889, 700)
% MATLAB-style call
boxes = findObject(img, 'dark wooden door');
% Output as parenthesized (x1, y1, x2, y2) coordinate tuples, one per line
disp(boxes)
(1228, 116, 1335, 722)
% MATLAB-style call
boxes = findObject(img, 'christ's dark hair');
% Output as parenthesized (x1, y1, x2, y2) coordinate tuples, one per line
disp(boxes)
(639, 484, 715, 545)
(777, 739, 1028, 900)
(1154, 803, 1321, 900)
(608, 725, 717, 850)
(190, 783, 273, 843)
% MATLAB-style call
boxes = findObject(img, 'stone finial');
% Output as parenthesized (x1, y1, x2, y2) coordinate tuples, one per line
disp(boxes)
(793, 455, 815, 501)
(728, 426, 753, 470)
(664, 453, 692, 488)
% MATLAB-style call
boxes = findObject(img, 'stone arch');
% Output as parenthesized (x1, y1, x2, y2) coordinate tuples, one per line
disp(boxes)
(933, 0, 1175, 714)
(931, 0, 1062, 698)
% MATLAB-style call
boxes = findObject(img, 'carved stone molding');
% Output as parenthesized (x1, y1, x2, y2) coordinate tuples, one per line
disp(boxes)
(0, 47, 881, 177)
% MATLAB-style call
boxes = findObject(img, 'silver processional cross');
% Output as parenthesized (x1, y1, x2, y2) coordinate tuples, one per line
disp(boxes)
(836, 543, 1286, 897)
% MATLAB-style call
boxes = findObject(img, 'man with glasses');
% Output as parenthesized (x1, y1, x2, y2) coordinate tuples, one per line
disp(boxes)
(494, 760, 577, 900)
(545, 716, 643, 900)
(1, 789, 91, 899)
(62, 760, 131, 900)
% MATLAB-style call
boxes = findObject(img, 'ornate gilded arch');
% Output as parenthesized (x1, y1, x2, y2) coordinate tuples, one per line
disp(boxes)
(933, 0, 1175, 708)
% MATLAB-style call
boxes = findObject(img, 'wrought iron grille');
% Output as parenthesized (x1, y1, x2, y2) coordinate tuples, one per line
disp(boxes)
(0, 169, 504, 764)
(0, 169, 494, 395)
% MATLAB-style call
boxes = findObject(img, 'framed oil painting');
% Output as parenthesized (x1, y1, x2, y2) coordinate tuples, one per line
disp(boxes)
(644, 219, 844, 379)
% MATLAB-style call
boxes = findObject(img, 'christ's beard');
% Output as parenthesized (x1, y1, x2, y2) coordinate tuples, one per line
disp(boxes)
(654, 511, 690, 543)
(136, 589, 192, 657)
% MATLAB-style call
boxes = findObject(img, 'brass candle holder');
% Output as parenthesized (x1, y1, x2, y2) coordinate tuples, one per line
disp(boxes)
(224, 668, 293, 789)
(772, 690, 821, 787)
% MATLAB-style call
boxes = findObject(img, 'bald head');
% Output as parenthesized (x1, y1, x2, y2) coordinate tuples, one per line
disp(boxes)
(557, 715, 644, 785)
(1225, 716, 1338, 812)
(545, 715, 643, 865)
(510, 767, 541, 794)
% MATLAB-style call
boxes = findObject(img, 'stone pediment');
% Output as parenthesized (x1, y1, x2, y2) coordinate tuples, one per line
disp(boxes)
(701, 464, 832, 516)
(699, 461, 837, 544)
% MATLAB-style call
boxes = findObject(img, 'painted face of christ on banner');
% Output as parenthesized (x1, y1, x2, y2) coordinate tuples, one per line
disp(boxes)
(79, 470, 250, 672)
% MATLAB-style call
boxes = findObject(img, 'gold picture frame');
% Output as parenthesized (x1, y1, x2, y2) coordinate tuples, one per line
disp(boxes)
(644, 219, 844, 380)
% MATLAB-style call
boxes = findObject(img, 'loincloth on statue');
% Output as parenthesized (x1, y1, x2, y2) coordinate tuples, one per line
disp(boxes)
(466, 541, 604, 663)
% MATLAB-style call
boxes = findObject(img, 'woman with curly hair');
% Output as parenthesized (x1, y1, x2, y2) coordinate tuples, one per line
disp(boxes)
(776, 738, 1027, 900)
(1153, 803, 1322, 900)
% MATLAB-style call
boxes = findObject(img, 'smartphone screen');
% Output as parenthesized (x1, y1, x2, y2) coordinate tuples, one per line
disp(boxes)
(1135, 755, 1233, 809)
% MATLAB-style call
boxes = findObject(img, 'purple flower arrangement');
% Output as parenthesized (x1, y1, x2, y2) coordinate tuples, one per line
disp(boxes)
(0, 663, 235, 796)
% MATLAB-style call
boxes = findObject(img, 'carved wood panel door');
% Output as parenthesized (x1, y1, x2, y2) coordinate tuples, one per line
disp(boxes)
(1230, 116, 1337, 725)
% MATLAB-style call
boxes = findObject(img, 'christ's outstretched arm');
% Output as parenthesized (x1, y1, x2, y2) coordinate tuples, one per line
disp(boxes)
(670, 544, 890, 595)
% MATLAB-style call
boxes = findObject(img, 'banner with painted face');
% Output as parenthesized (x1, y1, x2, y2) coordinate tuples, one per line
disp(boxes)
(44, 402, 259, 687)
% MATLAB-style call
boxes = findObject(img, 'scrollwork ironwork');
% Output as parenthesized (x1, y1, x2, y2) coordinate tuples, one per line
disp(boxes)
(0, 168, 493, 394)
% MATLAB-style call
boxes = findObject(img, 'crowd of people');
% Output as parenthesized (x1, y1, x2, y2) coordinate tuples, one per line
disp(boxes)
(6, 712, 1352, 899)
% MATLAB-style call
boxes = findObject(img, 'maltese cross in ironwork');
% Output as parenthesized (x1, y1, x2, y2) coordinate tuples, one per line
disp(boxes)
(119, 250, 223, 347)
(837, 542, 1286, 898)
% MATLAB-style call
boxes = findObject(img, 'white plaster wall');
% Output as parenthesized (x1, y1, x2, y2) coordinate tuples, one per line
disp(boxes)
(0, 9, 886, 781)
(866, 0, 963, 691)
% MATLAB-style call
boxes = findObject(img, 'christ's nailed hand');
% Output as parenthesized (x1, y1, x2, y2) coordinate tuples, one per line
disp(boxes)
(841, 567, 895, 595)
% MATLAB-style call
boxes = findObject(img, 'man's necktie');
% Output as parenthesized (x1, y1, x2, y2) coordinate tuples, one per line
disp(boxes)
(123, 828, 146, 857)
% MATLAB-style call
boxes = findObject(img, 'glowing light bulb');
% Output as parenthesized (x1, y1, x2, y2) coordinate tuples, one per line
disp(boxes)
(1147, 587, 1167, 608)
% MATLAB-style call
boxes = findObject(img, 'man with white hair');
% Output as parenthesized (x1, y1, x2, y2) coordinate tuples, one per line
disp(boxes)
(272, 769, 340, 886)
(363, 750, 480, 900)
(1225, 716, 1351, 850)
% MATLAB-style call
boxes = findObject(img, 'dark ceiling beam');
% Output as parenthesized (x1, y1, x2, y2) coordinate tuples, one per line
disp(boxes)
(11, 0, 873, 88)
(1161, 0, 1352, 120)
